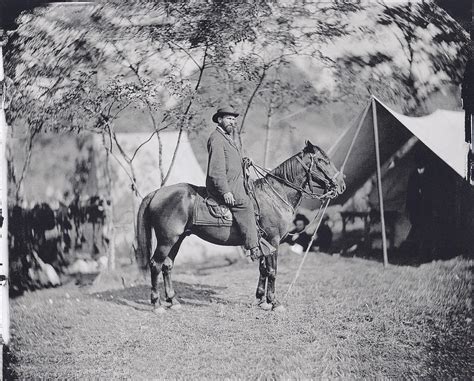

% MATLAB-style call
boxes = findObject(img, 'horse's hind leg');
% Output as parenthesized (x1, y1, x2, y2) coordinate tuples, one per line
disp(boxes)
(162, 236, 185, 310)
(150, 245, 171, 314)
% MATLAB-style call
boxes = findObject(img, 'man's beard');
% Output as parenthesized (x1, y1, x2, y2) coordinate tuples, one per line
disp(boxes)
(222, 124, 233, 134)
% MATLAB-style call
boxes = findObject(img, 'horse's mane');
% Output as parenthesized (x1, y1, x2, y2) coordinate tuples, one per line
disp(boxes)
(253, 143, 329, 190)
(254, 152, 303, 189)
(270, 154, 303, 183)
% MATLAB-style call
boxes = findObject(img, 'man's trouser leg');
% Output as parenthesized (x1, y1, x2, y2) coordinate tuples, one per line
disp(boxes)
(230, 197, 259, 250)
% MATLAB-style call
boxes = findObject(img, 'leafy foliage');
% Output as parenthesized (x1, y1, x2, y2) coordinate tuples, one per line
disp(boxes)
(4, 0, 468, 197)
(5, 0, 365, 134)
(336, 1, 469, 112)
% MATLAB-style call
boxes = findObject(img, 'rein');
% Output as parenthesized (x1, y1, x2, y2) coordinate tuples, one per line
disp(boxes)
(246, 153, 339, 300)
(294, 155, 341, 196)
(261, 174, 296, 211)
(249, 154, 338, 201)
(251, 164, 298, 211)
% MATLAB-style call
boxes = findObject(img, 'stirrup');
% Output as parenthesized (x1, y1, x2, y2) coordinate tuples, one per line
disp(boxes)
(259, 237, 276, 257)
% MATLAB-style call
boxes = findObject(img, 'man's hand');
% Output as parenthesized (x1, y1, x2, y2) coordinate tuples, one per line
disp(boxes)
(223, 192, 235, 206)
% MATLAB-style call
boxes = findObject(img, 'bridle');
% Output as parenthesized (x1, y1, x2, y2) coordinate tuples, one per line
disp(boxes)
(294, 153, 340, 199)
(248, 151, 340, 206)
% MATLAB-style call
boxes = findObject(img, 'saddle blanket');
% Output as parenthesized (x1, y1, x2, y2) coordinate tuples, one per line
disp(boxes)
(193, 189, 233, 227)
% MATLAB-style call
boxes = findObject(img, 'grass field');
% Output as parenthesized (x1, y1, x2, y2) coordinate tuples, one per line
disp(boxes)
(6, 252, 472, 379)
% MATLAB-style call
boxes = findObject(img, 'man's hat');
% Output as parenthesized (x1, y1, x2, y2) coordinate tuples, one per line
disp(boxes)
(293, 213, 310, 226)
(212, 106, 239, 123)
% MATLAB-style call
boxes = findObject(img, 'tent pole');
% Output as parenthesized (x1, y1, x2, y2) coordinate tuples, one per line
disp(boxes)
(0, 43, 10, 345)
(371, 97, 389, 267)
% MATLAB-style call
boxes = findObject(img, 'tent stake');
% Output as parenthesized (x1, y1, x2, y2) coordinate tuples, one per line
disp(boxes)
(371, 97, 389, 267)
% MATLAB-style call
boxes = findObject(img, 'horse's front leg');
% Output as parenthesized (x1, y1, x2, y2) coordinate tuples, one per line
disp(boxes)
(266, 244, 285, 312)
(256, 257, 272, 310)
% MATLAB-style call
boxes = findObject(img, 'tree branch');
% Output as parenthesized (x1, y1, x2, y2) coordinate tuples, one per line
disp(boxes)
(15, 124, 41, 202)
(162, 44, 208, 185)
(167, 40, 203, 70)
(238, 65, 267, 148)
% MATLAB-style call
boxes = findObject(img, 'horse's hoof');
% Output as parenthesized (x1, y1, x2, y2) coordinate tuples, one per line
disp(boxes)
(169, 302, 182, 310)
(259, 301, 273, 311)
(151, 293, 160, 306)
(153, 306, 166, 314)
(273, 304, 286, 313)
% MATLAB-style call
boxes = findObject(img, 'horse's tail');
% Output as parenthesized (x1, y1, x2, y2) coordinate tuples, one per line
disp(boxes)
(136, 190, 157, 274)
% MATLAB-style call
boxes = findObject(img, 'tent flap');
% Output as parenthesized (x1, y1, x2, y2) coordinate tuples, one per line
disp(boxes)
(329, 97, 468, 205)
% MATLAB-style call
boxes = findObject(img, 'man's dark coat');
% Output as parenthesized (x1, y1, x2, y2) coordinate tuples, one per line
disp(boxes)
(205, 127, 258, 249)
(206, 128, 247, 202)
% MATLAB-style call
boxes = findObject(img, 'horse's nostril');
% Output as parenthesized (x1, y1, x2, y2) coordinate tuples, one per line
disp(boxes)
(335, 181, 345, 194)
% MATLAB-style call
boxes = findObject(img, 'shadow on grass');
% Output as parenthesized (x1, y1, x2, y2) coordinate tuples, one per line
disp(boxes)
(333, 231, 468, 267)
(339, 246, 471, 267)
(339, 246, 425, 266)
(92, 281, 230, 311)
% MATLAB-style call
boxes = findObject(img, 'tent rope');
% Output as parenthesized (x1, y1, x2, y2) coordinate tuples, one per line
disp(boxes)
(340, 100, 372, 175)
(283, 197, 331, 300)
(282, 101, 372, 300)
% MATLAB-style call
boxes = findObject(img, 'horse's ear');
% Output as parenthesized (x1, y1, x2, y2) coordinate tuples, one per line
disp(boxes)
(304, 140, 315, 153)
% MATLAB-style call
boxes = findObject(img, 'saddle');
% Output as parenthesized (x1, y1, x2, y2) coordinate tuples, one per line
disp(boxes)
(205, 197, 233, 221)
(193, 190, 233, 227)
(192, 187, 276, 257)
(193, 158, 254, 227)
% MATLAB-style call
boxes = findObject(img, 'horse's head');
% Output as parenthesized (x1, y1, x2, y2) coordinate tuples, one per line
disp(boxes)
(299, 140, 346, 198)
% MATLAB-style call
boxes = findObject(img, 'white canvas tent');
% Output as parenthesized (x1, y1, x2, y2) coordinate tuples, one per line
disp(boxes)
(328, 96, 469, 265)
(92, 131, 240, 265)
(10, 130, 239, 266)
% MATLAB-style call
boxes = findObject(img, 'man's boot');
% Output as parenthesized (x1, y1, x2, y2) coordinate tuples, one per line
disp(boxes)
(248, 246, 263, 261)
(259, 237, 277, 256)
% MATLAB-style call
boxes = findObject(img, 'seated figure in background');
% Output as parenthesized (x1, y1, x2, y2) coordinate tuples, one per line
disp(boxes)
(313, 215, 333, 253)
(283, 213, 334, 254)
(282, 214, 312, 254)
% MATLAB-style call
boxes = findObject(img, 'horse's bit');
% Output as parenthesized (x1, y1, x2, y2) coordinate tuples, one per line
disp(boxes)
(295, 153, 340, 199)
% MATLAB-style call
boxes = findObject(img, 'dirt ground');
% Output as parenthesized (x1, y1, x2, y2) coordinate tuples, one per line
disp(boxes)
(5, 252, 473, 379)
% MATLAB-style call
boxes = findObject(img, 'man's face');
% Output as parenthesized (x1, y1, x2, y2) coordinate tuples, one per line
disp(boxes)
(295, 220, 306, 232)
(218, 115, 236, 134)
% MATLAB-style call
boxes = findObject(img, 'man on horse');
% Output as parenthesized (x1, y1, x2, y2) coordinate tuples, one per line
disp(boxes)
(206, 106, 262, 261)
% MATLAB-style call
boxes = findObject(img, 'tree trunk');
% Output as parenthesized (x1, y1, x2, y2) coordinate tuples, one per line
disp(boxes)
(15, 127, 39, 202)
(163, 46, 208, 185)
(102, 134, 116, 271)
(156, 130, 165, 185)
(238, 68, 266, 150)
(263, 98, 274, 168)
(106, 201, 116, 271)
(263, 70, 279, 168)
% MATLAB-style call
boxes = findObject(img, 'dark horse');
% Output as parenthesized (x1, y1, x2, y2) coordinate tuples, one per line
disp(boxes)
(136, 141, 345, 313)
